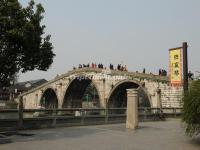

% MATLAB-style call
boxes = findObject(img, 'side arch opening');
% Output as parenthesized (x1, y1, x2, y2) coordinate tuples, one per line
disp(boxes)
(108, 81, 151, 108)
(40, 88, 58, 109)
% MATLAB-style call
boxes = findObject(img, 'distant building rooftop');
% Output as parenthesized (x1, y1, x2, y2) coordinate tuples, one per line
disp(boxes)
(15, 79, 48, 92)
(0, 79, 47, 101)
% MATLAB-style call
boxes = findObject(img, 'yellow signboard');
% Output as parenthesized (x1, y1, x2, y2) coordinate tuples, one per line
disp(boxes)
(169, 48, 182, 85)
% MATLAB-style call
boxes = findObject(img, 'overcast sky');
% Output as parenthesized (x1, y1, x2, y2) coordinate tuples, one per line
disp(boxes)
(19, 0, 200, 82)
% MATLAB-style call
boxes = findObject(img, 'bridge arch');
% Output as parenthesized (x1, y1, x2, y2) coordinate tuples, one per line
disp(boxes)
(107, 80, 152, 108)
(62, 75, 101, 108)
(40, 87, 59, 109)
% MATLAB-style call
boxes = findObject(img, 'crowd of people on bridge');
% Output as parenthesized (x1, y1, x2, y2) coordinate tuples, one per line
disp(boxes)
(135, 68, 167, 76)
(73, 64, 169, 76)
(72, 63, 196, 79)
(159, 69, 167, 76)
(73, 64, 196, 80)
(74, 63, 104, 69)
(73, 63, 128, 72)
(117, 64, 127, 71)
(109, 64, 127, 71)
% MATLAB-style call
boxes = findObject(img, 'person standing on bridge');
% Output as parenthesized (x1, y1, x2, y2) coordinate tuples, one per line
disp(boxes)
(143, 68, 146, 74)
(110, 64, 114, 70)
(124, 65, 127, 71)
(188, 71, 194, 80)
(159, 69, 161, 75)
(79, 64, 82, 68)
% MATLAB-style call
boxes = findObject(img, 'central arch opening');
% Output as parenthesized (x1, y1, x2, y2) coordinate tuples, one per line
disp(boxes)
(63, 77, 100, 108)
(108, 81, 150, 108)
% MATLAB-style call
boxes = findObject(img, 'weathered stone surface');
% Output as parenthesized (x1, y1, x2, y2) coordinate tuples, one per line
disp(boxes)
(18, 68, 183, 109)
(126, 89, 138, 129)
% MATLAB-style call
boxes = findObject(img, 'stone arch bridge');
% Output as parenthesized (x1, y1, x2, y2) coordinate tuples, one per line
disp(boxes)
(20, 68, 183, 109)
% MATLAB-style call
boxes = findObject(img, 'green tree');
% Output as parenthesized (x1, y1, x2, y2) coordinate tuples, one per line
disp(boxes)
(0, 0, 55, 87)
(183, 79, 200, 136)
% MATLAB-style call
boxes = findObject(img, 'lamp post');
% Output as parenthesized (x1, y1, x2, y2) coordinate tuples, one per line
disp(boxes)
(9, 80, 14, 101)
(9, 80, 16, 101)
(182, 42, 188, 95)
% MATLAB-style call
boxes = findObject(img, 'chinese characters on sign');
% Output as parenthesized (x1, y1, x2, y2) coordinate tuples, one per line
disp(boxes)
(169, 48, 182, 86)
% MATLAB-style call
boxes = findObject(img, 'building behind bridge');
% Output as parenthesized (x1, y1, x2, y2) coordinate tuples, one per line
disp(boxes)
(0, 79, 47, 108)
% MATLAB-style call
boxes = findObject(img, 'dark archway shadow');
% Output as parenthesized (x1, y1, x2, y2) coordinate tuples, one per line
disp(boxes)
(62, 77, 100, 108)
(40, 88, 58, 109)
(108, 81, 150, 108)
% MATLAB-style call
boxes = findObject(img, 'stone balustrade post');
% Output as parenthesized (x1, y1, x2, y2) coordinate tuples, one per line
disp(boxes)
(156, 88, 162, 109)
(126, 89, 138, 130)
(18, 96, 23, 129)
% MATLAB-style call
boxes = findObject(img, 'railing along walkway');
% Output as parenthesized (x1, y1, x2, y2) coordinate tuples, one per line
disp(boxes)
(0, 107, 182, 131)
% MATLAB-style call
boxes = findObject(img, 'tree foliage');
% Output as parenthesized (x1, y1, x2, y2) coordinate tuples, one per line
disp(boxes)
(0, 0, 55, 86)
(183, 80, 200, 136)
